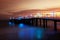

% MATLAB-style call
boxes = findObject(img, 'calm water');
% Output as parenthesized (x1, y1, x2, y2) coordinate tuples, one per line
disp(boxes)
(0, 21, 60, 40)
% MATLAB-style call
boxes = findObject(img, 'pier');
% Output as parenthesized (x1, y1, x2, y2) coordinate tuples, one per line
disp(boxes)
(10, 18, 60, 31)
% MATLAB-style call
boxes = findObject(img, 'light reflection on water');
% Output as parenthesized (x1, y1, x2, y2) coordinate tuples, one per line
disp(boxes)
(8, 22, 15, 26)
(8, 22, 45, 39)
(0, 21, 60, 40)
(18, 23, 25, 28)
(18, 23, 44, 40)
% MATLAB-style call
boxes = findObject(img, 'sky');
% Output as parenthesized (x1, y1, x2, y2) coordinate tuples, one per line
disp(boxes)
(0, 0, 60, 12)
(0, 0, 60, 19)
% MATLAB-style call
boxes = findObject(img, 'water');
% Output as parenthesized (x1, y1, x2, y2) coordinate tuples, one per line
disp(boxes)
(0, 21, 60, 40)
(18, 23, 45, 40)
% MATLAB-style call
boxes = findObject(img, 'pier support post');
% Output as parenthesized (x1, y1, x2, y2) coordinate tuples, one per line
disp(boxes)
(39, 19, 41, 27)
(31, 18, 34, 25)
(36, 18, 38, 26)
(54, 21, 57, 31)
(45, 20, 47, 28)
(43, 19, 45, 28)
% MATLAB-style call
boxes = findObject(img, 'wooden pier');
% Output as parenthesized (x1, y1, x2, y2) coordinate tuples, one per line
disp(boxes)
(10, 18, 60, 31)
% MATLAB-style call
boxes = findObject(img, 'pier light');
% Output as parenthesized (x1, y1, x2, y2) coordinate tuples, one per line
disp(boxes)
(55, 12, 60, 17)
(17, 16, 24, 20)
(12, 17, 14, 19)
(34, 13, 42, 17)
(9, 17, 14, 19)
(10, 17, 12, 19)
(50, 13, 54, 16)
(44, 12, 54, 17)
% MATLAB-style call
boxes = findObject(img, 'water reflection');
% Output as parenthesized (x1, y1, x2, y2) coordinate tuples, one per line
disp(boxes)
(8, 22, 15, 26)
(0, 22, 59, 40)
(18, 23, 44, 40)
(18, 23, 24, 28)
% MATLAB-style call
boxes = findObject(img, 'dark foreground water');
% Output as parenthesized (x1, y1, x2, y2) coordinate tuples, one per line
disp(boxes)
(0, 22, 60, 40)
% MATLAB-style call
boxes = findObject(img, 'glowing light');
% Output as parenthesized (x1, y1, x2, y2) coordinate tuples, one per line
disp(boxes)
(36, 29, 44, 39)
(10, 17, 12, 19)
(36, 13, 42, 17)
(43, 12, 54, 17)
(18, 18, 22, 20)
(12, 17, 14, 19)
(55, 12, 60, 17)
(50, 13, 54, 16)
(18, 27, 44, 39)
(43, 12, 60, 18)
(9, 22, 12, 24)
(8, 22, 15, 26)
(17, 17, 24, 20)
(34, 15, 37, 17)
(34, 13, 43, 17)
(18, 23, 24, 28)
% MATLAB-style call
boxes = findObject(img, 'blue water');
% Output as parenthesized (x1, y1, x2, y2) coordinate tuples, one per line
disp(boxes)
(17, 23, 45, 40)
(8, 22, 15, 26)
(0, 21, 59, 40)
(8, 22, 45, 39)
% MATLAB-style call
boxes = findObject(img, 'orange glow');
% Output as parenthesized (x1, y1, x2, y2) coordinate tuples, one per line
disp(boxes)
(35, 13, 42, 17)
(32, 11, 60, 18)
(55, 12, 60, 17)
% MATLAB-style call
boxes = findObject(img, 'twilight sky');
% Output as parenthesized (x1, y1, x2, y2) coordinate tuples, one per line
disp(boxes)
(0, 0, 60, 19)
(0, 0, 60, 12)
